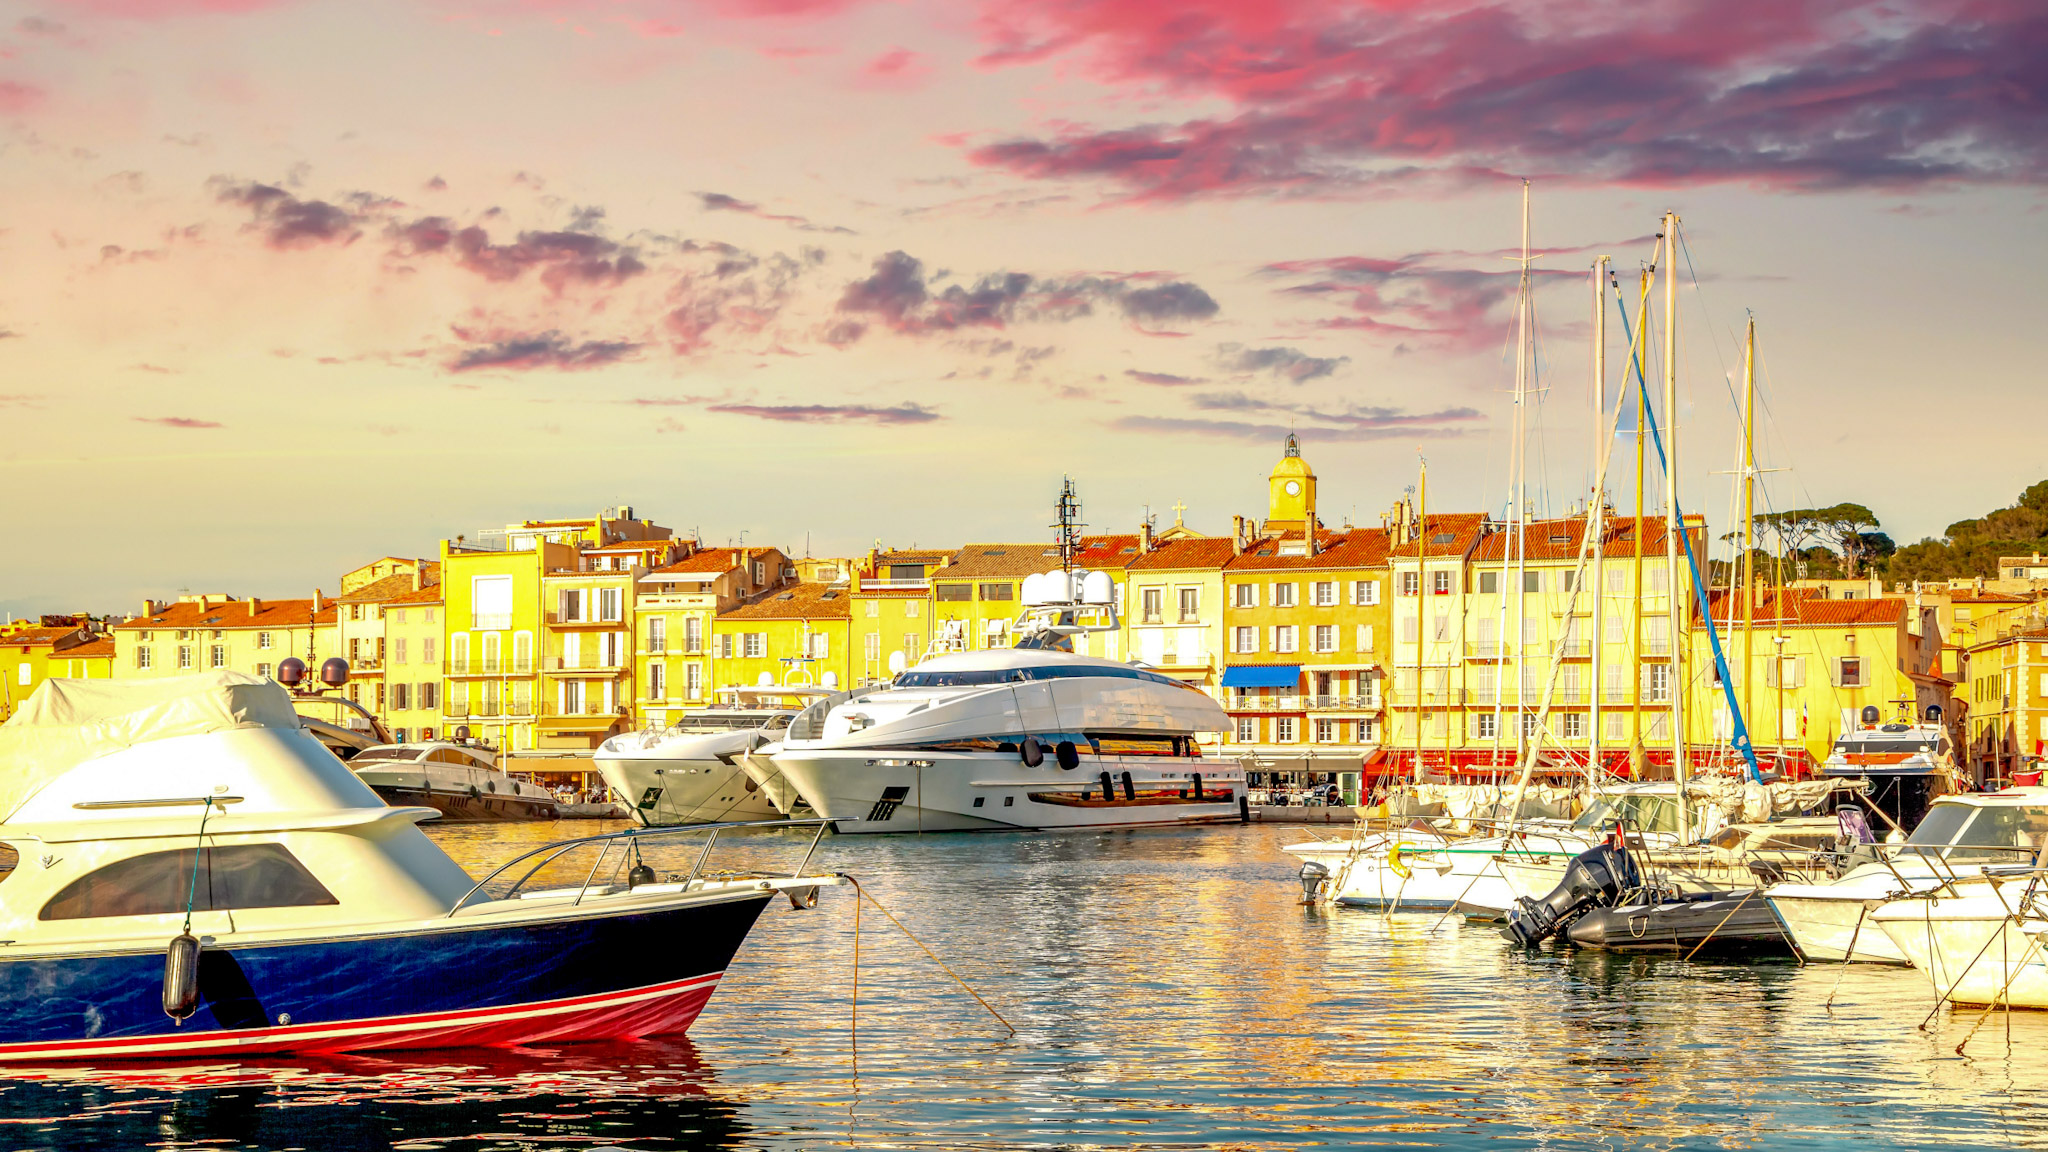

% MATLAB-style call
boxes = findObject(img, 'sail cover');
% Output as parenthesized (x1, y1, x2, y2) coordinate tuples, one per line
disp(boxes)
(0, 671, 301, 823)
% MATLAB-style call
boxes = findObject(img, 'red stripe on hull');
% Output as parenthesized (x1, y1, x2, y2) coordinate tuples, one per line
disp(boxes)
(0, 973, 722, 1063)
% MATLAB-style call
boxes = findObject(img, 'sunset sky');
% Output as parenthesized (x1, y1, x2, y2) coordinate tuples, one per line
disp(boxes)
(3, 0, 2044, 617)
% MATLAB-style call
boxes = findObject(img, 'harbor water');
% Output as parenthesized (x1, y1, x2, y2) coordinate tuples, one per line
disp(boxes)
(3, 821, 2043, 1150)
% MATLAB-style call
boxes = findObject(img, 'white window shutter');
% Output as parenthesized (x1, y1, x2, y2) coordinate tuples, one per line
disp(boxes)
(1793, 656, 1807, 688)
(1829, 659, 1843, 688)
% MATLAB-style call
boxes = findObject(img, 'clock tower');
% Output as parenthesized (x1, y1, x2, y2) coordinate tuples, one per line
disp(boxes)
(1264, 433, 1317, 535)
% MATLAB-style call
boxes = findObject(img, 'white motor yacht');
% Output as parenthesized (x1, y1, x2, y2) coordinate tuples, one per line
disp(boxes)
(0, 672, 838, 1060)
(1765, 788, 2048, 963)
(764, 569, 1243, 833)
(348, 741, 560, 822)
(596, 689, 827, 827)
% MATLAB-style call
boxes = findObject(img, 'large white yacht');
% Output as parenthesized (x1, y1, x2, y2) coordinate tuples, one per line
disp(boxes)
(764, 569, 1242, 833)
(595, 689, 827, 826)
(348, 741, 560, 822)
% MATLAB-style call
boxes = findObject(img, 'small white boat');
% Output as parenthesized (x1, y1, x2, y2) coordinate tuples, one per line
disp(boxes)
(1290, 783, 1700, 914)
(1767, 787, 2048, 964)
(1871, 875, 2048, 1007)
(595, 689, 827, 827)
(0, 671, 839, 1060)
(349, 742, 560, 822)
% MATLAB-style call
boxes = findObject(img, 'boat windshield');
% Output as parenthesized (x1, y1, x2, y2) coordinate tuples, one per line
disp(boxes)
(892, 664, 1186, 690)
(1949, 806, 2048, 860)
(1573, 793, 1683, 835)
(351, 748, 423, 763)
(1832, 739, 1943, 756)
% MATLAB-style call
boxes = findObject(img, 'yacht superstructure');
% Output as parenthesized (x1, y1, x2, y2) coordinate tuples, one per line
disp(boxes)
(596, 690, 823, 826)
(348, 741, 560, 822)
(766, 541, 1242, 833)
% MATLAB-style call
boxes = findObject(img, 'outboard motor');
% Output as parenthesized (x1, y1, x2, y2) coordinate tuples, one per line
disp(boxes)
(1298, 860, 1330, 904)
(1502, 837, 1640, 948)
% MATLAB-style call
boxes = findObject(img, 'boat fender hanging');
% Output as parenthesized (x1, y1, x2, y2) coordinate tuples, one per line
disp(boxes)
(163, 933, 202, 1024)
(468, 785, 481, 801)
(1056, 741, 1080, 771)
(1021, 736, 1044, 768)
(628, 863, 656, 888)
(1387, 842, 1413, 881)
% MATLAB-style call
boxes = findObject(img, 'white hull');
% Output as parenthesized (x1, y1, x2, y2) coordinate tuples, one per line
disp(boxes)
(596, 727, 793, 827)
(1876, 891, 2048, 1007)
(770, 748, 1243, 834)
(1287, 832, 1591, 913)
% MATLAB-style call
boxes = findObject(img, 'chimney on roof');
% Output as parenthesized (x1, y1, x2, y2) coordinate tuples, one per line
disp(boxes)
(413, 567, 423, 592)
(1231, 516, 1245, 556)
(313, 590, 324, 613)
(248, 597, 261, 618)
(1140, 518, 1155, 553)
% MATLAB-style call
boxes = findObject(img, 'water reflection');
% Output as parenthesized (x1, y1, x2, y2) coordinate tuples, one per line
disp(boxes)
(0, 823, 2039, 1149)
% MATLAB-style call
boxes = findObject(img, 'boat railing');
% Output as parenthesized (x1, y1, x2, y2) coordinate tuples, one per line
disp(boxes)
(449, 817, 831, 915)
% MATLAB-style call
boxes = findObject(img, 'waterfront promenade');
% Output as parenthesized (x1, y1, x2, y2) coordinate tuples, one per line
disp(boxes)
(3, 821, 2037, 1150)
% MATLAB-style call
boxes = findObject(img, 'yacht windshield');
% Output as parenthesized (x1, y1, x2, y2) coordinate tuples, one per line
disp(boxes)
(1949, 806, 2048, 860)
(892, 664, 1186, 690)
(352, 748, 422, 763)
(1576, 793, 1682, 834)
(1899, 803, 1973, 854)
(1833, 739, 1941, 756)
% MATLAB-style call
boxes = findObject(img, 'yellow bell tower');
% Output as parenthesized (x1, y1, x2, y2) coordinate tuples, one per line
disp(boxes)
(1265, 433, 1316, 535)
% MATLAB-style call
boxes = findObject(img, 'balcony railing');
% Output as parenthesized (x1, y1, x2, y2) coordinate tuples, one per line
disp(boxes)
(545, 611, 625, 626)
(446, 701, 470, 718)
(444, 659, 534, 675)
(347, 657, 383, 671)
(540, 702, 624, 718)
(860, 578, 929, 592)
(471, 613, 512, 630)
(546, 653, 626, 671)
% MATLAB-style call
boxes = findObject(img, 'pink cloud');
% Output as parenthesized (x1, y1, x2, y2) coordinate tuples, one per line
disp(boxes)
(134, 415, 223, 428)
(49, 0, 285, 16)
(964, 0, 2048, 198)
(858, 46, 932, 89)
(0, 80, 46, 114)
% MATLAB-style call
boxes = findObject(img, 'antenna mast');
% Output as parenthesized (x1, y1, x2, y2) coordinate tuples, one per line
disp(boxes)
(1052, 477, 1086, 576)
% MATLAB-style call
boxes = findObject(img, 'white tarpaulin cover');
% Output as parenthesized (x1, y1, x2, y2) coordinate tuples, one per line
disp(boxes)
(0, 671, 301, 822)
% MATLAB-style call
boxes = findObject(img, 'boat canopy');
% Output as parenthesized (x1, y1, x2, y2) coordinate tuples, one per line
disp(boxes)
(1220, 666, 1302, 689)
(0, 671, 301, 822)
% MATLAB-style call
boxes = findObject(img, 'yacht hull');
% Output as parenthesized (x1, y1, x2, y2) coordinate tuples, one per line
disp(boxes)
(362, 784, 560, 823)
(1765, 887, 1910, 965)
(771, 749, 1243, 834)
(1288, 834, 1591, 913)
(0, 895, 770, 1061)
(1877, 895, 2048, 1008)
(594, 755, 786, 827)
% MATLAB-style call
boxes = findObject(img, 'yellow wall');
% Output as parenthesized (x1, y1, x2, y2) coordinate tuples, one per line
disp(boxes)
(440, 540, 565, 750)
(710, 615, 853, 695)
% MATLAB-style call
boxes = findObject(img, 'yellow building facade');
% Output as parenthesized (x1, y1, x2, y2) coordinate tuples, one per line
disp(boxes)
(1, 620, 102, 720)
(712, 583, 854, 695)
(113, 595, 335, 685)
(635, 546, 793, 722)
(380, 584, 446, 743)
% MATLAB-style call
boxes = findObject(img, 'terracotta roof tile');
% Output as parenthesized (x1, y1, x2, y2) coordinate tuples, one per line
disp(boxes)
(385, 585, 446, 606)
(117, 599, 325, 631)
(1226, 529, 1392, 571)
(1126, 537, 1237, 572)
(648, 548, 745, 575)
(1389, 512, 1490, 559)
(3, 626, 83, 647)
(1700, 588, 1905, 628)
(1073, 534, 1143, 570)
(717, 582, 853, 621)
(1469, 515, 1698, 563)
(64, 638, 116, 658)
(338, 572, 441, 603)
(934, 544, 1066, 580)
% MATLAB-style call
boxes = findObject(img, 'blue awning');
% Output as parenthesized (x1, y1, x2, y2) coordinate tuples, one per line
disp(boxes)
(1221, 665, 1302, 689)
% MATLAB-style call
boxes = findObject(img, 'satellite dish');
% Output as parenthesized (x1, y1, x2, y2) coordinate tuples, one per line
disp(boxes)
(1021, 573, 1046, 606)
(319, 657, 349, 687)
(888, 651, 908, 675)
(822, 671, 839, 689)
(275, 657, 306, 687)
(758, 671, 775, 687)
(1082, 571, 1114, 606)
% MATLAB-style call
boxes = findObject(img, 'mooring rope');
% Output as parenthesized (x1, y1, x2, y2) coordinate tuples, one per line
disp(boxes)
(842, 875, 1015, 1037)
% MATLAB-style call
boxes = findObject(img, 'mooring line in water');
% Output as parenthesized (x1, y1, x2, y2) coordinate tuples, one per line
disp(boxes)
(843, 875, 1016, 1037)
(1953, 928, 2038, 1056)
(1823, 906, 1870, 1010)
(1682, 890, 1757, 963)
(1917, 916, 2011, 1032)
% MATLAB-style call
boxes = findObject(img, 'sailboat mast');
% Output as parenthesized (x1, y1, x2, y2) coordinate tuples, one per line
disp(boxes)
(1662, 211, 1687, 840)
(1415, 456, 1427, 785)
(1513, 180, 1531, 766)
(1632, 271, 1648, 775)
(1590, 256, 1609, 780)
(1741, 317, 1757, 757)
